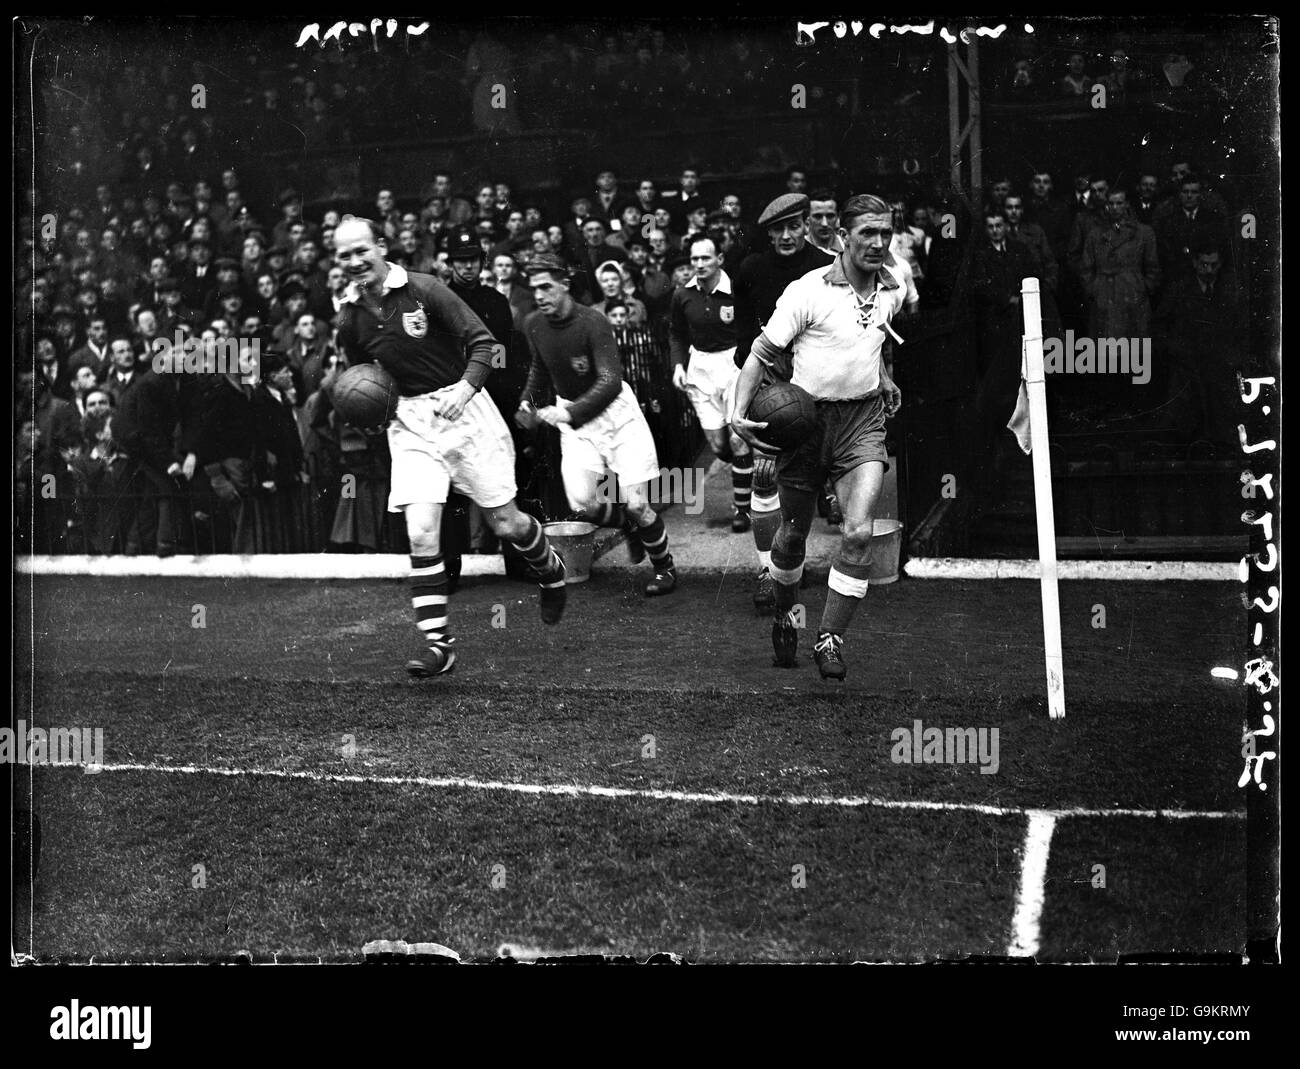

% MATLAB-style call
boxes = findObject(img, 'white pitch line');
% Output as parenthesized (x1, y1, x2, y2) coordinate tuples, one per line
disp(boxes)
(904, 558, 1236, 582)
(1008, 809, 1058, 958)
(63, 762, 1244, 821)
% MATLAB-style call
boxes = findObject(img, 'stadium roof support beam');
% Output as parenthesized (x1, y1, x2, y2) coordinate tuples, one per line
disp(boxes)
(947, 39, 982, 203)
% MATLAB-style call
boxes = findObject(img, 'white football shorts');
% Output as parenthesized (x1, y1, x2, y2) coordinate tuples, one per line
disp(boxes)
(684, 346, 739, 431)
(557, 381, 661, 489)
(387, 388, 517, 512)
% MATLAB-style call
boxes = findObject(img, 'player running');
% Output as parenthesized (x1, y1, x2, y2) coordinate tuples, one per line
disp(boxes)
(516, 255, 677, 595)
(333, 218, 569, 678)
(669, 236, 754, 535)
(730, 195, 905, 681)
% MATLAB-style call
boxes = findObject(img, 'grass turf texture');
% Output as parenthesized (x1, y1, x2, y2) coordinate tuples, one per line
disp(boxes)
(13, 575, 1247, 961)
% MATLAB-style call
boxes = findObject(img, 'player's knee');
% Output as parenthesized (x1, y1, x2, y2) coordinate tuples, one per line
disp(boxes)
(622, 484, 651, 516)
(567, 490, 599, 519)
(729, 432, 749, 459)
(710, 431, 733, 462)
(840, 519, 875, 560)
(484, 503, 527, 541)
(625, 496, 655, 526)
(406, 520, 440, 557)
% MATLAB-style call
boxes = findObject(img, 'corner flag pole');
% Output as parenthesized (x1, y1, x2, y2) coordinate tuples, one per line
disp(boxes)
(1020, 278, 1065, 720)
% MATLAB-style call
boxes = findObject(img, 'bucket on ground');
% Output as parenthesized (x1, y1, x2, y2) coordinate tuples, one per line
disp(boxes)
(543, 521, 598, 583)
(867, 519, 904, 584)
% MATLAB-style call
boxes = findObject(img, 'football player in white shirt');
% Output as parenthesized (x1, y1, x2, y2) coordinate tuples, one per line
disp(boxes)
(731, 194, 905, 681)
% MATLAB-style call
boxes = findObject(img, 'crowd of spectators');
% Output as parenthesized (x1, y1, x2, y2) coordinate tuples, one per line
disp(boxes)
(18, 21, 1260, 557)
(17, 140, 1250, 558)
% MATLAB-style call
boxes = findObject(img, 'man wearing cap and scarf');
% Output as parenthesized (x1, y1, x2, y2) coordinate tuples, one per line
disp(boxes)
(732, 193, 835, 613)
(731, 194, 905, 682)
(333, 216, 570, 678)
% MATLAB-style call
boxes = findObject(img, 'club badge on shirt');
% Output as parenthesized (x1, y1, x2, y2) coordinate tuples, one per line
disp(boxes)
(720, 305, 734, 324)
(571, 353, 591, 375)
(402, 304, 428, 339)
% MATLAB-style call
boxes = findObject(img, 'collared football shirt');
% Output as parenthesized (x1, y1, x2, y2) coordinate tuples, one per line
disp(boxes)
(668, 269, 737, 367)
(759, 254, 906, 400)
(335, 262, 500, 396)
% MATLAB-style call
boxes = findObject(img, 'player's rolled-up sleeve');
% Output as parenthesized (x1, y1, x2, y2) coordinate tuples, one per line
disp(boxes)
(758, 281, 808, 353)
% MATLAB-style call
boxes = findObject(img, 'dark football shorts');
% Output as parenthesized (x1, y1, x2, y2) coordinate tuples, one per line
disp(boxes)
(775, 393, 889, 493)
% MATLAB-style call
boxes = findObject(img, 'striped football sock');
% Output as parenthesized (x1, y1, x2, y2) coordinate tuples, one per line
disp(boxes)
(511, 515, 564, 582)
(410, 554, 450, 649)
(638, 514, 672, 571)
(732, 457, 753, 513)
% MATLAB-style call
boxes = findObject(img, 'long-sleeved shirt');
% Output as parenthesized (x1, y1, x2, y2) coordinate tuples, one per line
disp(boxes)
(520, 302, 623, 429)
(668, 270, 737, 367)
(335, 262, 502, 396)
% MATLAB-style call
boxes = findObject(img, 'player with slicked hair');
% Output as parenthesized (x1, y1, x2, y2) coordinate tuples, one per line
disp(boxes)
(517, 254, 678, 595)
(333, 217, 570, 678)
(730, 195, 905, 681)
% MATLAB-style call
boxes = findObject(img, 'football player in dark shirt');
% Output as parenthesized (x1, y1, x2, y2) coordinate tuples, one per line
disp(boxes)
(333, 218, 568, 678)
(516, 255, 677, 595)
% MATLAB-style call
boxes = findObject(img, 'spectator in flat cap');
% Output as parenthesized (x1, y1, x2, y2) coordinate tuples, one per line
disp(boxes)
(682, 198, 710, 244)
(265, 244, 291, 281)
(272, 283, 328, 353)
(272, 188, 319, 250)
(156, 277, 200, 334)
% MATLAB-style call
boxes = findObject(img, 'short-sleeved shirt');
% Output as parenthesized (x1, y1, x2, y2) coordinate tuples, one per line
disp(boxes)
(759, 254, 907, 401)
(335, 262, 500, 396)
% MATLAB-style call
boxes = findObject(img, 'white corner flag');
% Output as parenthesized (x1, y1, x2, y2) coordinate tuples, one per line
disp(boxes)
(1014, 278, 1065, 720)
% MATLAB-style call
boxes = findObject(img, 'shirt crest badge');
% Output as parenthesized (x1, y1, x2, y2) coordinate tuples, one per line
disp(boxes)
(402, 306, 428, 339)
(719, 305, 734, 324)
(571, 354, 591, 375)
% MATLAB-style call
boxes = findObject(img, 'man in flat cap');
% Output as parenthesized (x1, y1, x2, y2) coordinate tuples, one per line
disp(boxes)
(272, 188, 319, 251)
(731, 192, 835, 612)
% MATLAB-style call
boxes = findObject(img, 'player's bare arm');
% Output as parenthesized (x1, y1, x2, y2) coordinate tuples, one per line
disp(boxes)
(730, 346, 779, 453)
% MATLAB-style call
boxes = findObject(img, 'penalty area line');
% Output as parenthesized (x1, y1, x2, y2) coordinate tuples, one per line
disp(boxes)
(70, 762, 1245, 821)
